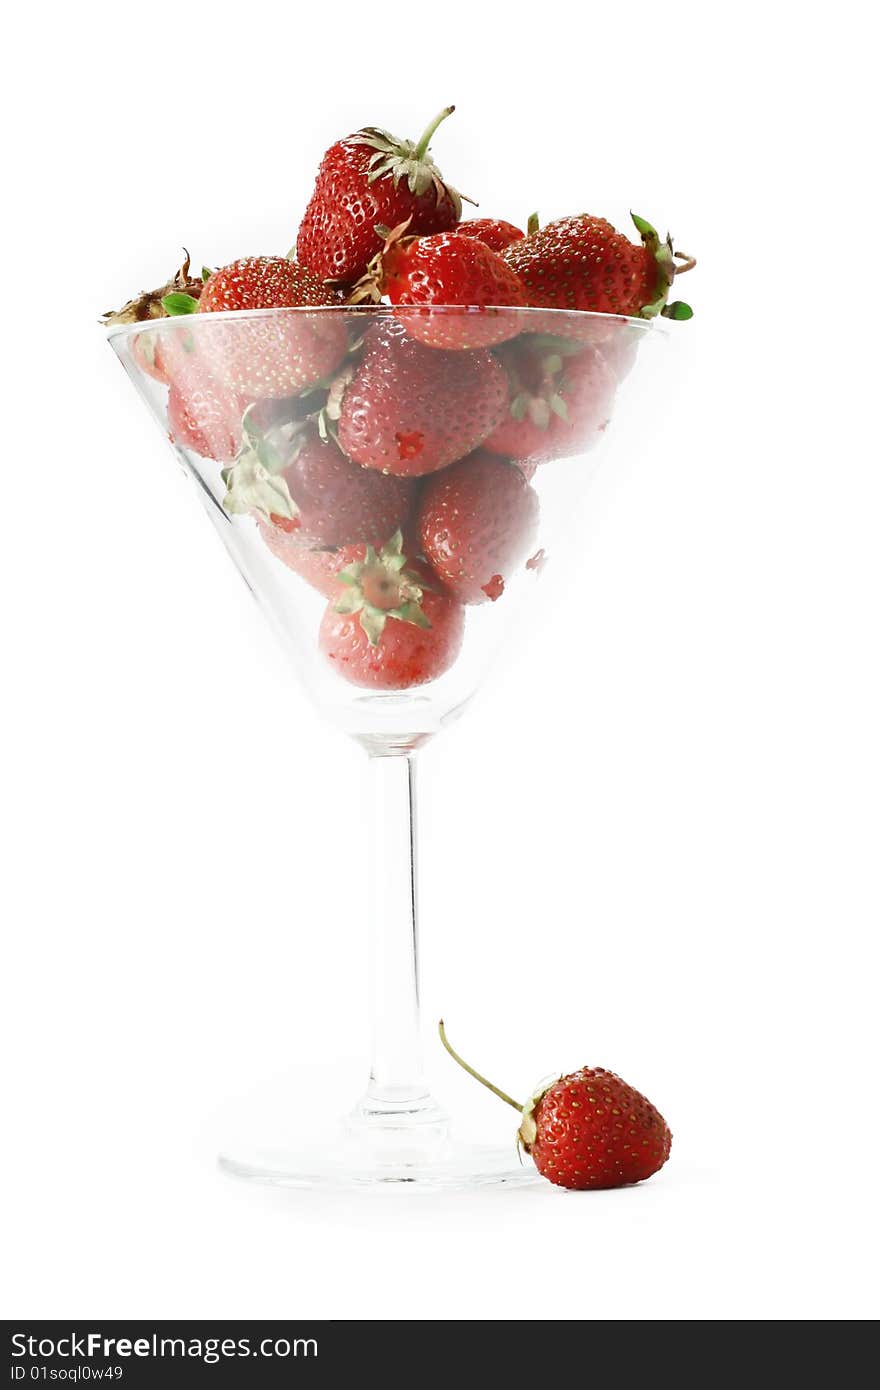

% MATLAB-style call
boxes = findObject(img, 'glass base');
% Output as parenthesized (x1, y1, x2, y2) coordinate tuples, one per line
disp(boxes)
(218, 1141, 538, 1190)
(218, 1090, 540, 1191)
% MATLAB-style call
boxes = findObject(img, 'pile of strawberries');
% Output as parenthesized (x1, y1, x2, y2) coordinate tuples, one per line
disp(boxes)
(109, 107, 694, 692)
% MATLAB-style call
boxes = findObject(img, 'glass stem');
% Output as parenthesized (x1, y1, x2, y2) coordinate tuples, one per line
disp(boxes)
(361, 751, 433, 1115)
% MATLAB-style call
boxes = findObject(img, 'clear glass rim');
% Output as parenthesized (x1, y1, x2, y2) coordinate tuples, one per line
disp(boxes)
(105, 303, 665, 344)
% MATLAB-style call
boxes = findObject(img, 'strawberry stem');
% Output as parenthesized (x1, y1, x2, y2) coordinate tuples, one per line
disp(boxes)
(414, 106, 455, 161)
(438, 1021, 524, 1112)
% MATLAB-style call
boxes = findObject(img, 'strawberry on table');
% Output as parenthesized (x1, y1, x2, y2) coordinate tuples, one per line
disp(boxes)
(355, 227, 527, 350)
(439, 1023, 672, 1191)
(453, 218, 525, 253)
(335, 318, 508, 477)
(296, 107, 465, 286)
(503, 212, 694, 321)
(319, 532, 464, 690)
(164, 255, 348, 400)
(417, 450, 539, 604)
(486, 336, 617, 465)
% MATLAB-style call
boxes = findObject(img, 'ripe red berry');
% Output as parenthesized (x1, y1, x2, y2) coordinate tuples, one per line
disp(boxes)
(319, 533, 464, 690)
(198, 255, 340, 313)
(276, 426, 415, 548)
(166, 358, 244, 461)
(521, 1068, 672, 1191)
(418, 450, 539, 604)
(378, 230, 527, 350)
(453, 218, 525, 253)
(486, 336, 617, 465)
(257, 529, 360, 598)
(438, 1023, 671, 1192)
(189, 255, 348, 400)
(296, 107, 465, 286)
(335, 319, 508, 477)
(503, 212, 693, 321)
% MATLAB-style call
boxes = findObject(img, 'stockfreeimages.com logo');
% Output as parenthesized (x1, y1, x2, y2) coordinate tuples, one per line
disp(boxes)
(11, 1332, 317, 1367)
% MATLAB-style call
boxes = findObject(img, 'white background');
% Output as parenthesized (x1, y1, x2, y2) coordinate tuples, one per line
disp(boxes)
(2, 0, 877, 1322)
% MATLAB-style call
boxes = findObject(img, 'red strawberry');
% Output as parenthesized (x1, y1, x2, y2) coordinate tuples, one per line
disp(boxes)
(167, 357, 244, 461)
(257, 526, 353, 598)
(503, 213, 694, 321)
(485, 336, 617, 465)
(335, 319, 508, 477)
(131, 326, 188, 384)
(418, 450, 538, 604)
(319, 533, 464, 690)
(198, 255, 340, 313)
(368, 229, 526, 350)
(439, 1023, 672, 1192)
(275, 425, 414, 548)
(296, 107, 465, 286)
(163, 255, 348, 401)
(453, 218, 525, 253)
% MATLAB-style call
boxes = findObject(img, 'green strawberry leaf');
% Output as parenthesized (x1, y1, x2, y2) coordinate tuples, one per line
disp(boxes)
(334, 588, 365, 616)
(630, 212, 659, 242)
(389, 601, 431, 630)
(663, 301, 694, 320)
(161, 292, 200, 316)
(359, 607, 387, 647)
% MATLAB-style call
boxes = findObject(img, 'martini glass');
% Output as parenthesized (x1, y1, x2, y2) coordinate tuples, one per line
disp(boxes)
(108, 304, 666, 1188)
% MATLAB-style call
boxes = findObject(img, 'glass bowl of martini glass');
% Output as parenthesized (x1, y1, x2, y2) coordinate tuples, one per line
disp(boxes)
(108, 303, 666, 1188)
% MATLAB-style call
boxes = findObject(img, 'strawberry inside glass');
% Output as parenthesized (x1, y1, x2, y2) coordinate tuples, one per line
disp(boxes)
(108, 302, 670, 1188)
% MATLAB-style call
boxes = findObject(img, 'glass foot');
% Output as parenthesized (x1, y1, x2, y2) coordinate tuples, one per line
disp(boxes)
(218, 1139, 539, 1190)
(218, 1091, 538, 1190)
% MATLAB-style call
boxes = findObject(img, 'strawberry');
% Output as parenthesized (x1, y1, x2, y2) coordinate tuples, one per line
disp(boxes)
(335, 319, 508, 477)
(167, 357, 244, 461)
(273, 425, 414, 548)
(197, 255, 340, 314)
(163, 255, 348, 401)
(257, 527, 353, 598)
(439, 1023, 672, 1191)
(418, 450, 539, 604)
(453, 218, 525, 253)
(503, 213, 694, 321)
(485, 336, 617, 465)
(131, 327, 188, 385)
(359, 227, 526, 350)
(319, 533, 464, 690)
(296, 107, 465, 286)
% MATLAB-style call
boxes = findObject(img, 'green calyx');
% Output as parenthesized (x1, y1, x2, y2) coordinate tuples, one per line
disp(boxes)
(162, 292, 200, 316)
(631, 212, 694, 321)
(507, 335, 579, 430)
(100, 251, 203, 325)
(220, 404, 307, 522)
(334, 531, 431, 647)
(349, 106, 469, 217)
